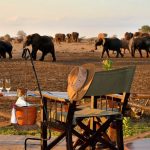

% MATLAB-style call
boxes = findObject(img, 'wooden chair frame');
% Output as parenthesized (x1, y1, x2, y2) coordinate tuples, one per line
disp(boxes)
(25, 66, 135, 150)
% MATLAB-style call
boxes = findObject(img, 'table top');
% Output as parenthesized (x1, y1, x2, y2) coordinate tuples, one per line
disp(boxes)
(0, 91, 38, 97)
(38, 91, 69, 102)
(0, 91, 69, 102)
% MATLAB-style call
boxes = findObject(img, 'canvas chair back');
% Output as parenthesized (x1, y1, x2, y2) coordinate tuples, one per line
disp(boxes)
(84, 66, 135, 115)
(86, 66, 135, 96)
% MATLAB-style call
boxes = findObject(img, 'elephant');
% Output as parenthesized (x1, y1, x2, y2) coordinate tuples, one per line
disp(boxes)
(71, 32, 79, 42)
(0, 40, 12, 59)
(132, 36, 150, 57)
(134, 32, 150, 38)
(66, 33, 72, 43)
(55, 33, 65, 44)
(23, 33, 56, 61)
(95, 38, 124, 58)
(125, 32, 150, 57)
(120, 38, 130, 54)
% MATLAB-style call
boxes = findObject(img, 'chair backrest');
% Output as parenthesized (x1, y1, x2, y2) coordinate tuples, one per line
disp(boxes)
(85, 66, 135, 114)
(85, 66, 136, 96)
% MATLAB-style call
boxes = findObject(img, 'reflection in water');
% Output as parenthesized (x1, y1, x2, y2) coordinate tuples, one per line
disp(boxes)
(126, 138, 150, 150)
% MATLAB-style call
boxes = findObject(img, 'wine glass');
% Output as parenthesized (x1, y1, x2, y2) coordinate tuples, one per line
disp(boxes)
(5, 79, 11, 94)
(0, 79, 4, 93)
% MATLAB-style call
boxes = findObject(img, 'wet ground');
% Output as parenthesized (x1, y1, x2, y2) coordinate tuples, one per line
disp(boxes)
(0, 135, 149, 150)
(126, 138, 150, 150)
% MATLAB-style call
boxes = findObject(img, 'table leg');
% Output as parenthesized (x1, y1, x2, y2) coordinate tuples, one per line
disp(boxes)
(41, 97, 47, 150)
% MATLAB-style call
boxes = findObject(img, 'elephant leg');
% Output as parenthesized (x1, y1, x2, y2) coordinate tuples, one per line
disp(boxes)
(106, 49, 110, 57)
(1, 52, 6, 58)
(22, 49, 27, 58)
(101, 50, 105, 58)
(128, 48, 131, 53)
(115, 49, 120, 58)
(116, 51, 119, 58)
(131, 48, 135, 57)
(39, 51, 46, 61)
(0, 48, 6, 58)
(120, 53, 124, 57)
(119, 50, 124, 57)
(124, 48, 126, 54)
(95, 45, 97, 50)
(146, 49, 149, 58)
(31, 49, 37, 60)
(50, 46, 56, 62)
(8, 52, 12, 59)
(51, 51, 56, 62)
(3, 53, 6, 58)
(32, 52, 36, 60)
(0, 50, 2, 58)
(138, 49, 143, 58)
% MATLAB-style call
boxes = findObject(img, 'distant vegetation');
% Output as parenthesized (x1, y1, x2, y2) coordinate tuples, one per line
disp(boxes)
(139, 25, 150, 33)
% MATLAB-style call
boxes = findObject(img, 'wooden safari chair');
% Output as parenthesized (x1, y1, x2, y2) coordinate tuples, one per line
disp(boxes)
(25, 66, 135, 150)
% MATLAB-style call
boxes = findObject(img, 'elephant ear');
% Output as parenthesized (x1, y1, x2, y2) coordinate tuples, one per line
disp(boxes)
(23, 35, 32, 47)
(26, 35, 32, 43)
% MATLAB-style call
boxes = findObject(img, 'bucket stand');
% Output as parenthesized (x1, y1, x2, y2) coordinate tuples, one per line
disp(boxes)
(23, 48, 47, 150)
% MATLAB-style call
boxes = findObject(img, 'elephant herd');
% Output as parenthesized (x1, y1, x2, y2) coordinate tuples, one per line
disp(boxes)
(55, 32, 79, 43)
(125, 32, 150, 58)
(0, 32, 150, 62)
(95, 32, 150, 58)
(0, 32, 79, 62)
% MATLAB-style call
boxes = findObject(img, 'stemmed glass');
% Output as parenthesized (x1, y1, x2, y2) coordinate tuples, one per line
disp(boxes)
(5, 79, 11, 94)
(0, 79, 4, 93)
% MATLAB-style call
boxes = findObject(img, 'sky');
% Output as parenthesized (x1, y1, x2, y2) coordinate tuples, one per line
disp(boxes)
(0, 0, 150, 38)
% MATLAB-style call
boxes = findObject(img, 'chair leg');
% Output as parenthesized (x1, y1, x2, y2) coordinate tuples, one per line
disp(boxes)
(66, 128, 73, 150)
(116, 118, 124, 150)
(66, 102, 76, 150)
(78, 117, 118, 150)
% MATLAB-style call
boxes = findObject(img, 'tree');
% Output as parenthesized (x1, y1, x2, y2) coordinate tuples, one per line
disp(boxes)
(139, 25, 150, 33)
(17, 30, 26, 40)
(4, 34, 11, 42)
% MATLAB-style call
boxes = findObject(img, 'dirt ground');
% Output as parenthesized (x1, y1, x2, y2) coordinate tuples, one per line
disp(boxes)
(0, 41, 150, 127)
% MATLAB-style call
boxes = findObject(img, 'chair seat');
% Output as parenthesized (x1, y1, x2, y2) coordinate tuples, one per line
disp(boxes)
(50, 107, 121, 125)
(74, 108, 121, 118)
